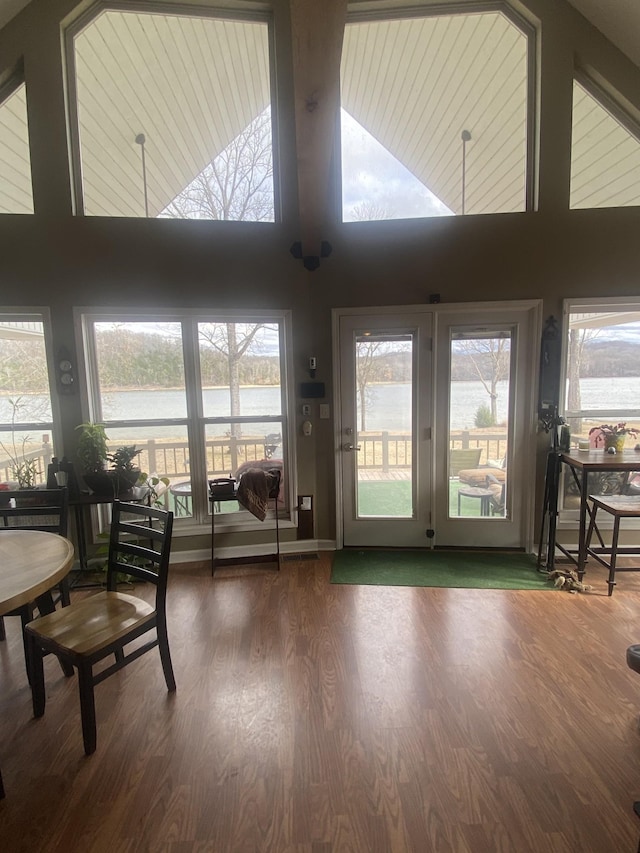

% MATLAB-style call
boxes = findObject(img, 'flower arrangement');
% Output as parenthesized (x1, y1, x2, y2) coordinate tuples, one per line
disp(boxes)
(589, 422, 638, 438)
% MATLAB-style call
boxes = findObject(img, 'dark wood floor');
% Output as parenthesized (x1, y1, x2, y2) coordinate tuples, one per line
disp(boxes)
(2, 553, 640, 851)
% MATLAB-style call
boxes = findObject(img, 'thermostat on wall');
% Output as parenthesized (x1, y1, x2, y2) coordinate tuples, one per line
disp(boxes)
(300, 382, 325, 398)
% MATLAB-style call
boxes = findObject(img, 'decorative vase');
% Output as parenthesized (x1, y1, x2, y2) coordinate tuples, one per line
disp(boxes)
(604, 435, 626, 453)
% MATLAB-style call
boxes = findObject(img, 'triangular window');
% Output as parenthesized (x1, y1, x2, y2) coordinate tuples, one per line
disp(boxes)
(70, 10, 274, 220)
(340, 10, 531, 222)
(570, 79, 640, 209)
(0, 81, 33, 214)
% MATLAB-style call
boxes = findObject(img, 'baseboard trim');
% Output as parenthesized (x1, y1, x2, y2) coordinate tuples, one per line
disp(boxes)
(171, 538, 336, 565)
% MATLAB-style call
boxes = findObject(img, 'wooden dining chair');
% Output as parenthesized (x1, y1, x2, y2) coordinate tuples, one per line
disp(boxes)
(26, 501, 174, 755)
(0, 487, 70, 642)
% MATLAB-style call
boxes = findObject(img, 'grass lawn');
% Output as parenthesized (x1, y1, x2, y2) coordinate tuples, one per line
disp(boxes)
(356, 479, 484, 517)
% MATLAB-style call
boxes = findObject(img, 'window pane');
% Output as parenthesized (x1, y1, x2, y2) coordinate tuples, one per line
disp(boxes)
(0, 319, 53, 485)
(570, 80, 640, 210)
(94, 322, 187, 419)
(355, 335, 413, 518)
(105, 425, 190, 515)
(0, 82, 33, 214)
(205, 421, 284, 515)
(341, 11, 528, 221)
(199, 322, 282, 420)
(73, 11, 274, 220)
(448, 332, 510, 519)
(564, 309, 640, 445)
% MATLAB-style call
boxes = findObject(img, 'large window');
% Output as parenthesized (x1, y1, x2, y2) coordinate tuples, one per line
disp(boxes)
(69, 8, 275, 220)
(80, 311, 290, 525)
(0, 80, 33, 214)
(561, 299, 640, 508)
(340, 7, 532, 221)
(0, 313, 56, 486)
(570, 78, 640, 210)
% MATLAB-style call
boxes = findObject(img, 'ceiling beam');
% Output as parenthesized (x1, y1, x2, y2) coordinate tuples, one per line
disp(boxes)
(289, 0, 347, 269)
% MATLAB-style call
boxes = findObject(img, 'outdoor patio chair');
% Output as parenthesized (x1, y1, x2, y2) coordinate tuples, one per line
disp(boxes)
(449, 447, 482, 477)
(26, 501, 174, 755)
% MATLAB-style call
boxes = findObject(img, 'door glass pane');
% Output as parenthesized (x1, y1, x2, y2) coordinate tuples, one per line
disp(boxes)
(449, 331, 511, 518)
(355, 334, 413, 518)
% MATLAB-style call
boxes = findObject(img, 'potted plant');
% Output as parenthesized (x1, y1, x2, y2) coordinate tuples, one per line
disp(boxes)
(0, 398, 42, 488)
(76, 423, 112, 495)
(107, 445, 142, 495)
(589, 422, 638, 453)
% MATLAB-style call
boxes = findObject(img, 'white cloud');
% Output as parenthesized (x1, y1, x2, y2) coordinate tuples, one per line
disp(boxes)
(340, 110, 453, 222)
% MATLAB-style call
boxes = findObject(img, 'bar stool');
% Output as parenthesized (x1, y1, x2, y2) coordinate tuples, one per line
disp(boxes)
(585, 495, 640, 595)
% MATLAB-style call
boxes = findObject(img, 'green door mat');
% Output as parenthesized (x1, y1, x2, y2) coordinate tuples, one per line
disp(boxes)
(331, 549, 555, 590)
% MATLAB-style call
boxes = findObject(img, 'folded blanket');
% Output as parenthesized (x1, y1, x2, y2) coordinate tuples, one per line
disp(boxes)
(237, 468, 280, 521)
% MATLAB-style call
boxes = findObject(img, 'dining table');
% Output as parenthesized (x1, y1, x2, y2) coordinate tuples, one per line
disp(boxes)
(0, 529, 75, 617)
(0, 529, 75, 799)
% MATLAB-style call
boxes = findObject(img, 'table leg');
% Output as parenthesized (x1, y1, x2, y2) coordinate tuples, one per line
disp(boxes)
(74, 504, 88, 571)
(578, 470, 589, 580)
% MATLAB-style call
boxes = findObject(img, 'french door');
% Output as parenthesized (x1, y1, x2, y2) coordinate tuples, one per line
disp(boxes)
(338, 312, 432, 547)
(336, 303, 539, 550)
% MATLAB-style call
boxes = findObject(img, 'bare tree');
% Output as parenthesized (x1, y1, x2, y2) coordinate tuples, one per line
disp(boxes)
(567, 325, 600, 433)
(349, 200, 395, 221)
(199, 323, 267, 437)
(161, 109, 274, 221)
(356, 340, 383, 432)
(457, 337, 511, 425)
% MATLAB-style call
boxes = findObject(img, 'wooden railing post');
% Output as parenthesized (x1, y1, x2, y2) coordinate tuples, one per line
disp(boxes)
(229, 436, 238, 472)
(147, 439, 157, 474)
(382, 431, 389, 473)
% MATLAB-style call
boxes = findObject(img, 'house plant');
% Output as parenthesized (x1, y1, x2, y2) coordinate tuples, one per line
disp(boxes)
(107, 445, 142, 495)
(589, 422, 638, 453)
(76, 423, 111, 494)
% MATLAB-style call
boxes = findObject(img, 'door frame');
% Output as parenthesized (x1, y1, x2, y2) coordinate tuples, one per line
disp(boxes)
(332, 300, 542, 552)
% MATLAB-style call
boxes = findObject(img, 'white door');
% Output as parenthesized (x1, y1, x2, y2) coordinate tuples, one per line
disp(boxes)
(432, 305, 539, 549)
(338, 312, 432, 547)
(336, 303, 539, 551)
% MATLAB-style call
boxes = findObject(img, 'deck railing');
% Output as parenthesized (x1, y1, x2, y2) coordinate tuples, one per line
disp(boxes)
(356, 430, 507, 472)
(0, 430, 508, 486)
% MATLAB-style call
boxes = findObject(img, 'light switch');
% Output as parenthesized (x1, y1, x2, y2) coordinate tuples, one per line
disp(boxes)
(302, 404, 311, 416)
(319, 404, 330, 419)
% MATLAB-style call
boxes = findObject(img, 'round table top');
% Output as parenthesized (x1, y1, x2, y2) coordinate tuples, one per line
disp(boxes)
(0, 530, 74, 615)
(170, 481, 192, 496)
(458, 486, 495, 498)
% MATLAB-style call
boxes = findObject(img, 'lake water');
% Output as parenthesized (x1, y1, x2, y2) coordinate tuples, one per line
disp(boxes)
(0, 377, 637, 435)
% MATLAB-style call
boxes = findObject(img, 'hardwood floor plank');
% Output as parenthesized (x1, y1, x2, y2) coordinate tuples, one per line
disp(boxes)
(2, 554, 640, 851)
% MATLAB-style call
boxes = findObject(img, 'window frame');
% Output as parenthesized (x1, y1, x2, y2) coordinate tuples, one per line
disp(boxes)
(338, 0, 537, 220)
(561, 296, 640, 424)
(76, 306, 294, 532)
(559, 297, 640, 523)
(0, 307, 62, 480)
(64, 1, 279, 221)
(570, 71, 640, 211)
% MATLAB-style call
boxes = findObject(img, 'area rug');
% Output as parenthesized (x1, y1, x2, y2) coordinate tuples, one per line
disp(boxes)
(331, 549, 555, 590)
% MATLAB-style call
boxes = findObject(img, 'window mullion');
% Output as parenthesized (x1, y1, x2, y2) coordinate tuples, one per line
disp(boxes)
(182, 319, 207, 523)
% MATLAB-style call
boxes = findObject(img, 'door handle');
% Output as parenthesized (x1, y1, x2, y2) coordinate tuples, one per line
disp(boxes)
(344, 443, 361, 451)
